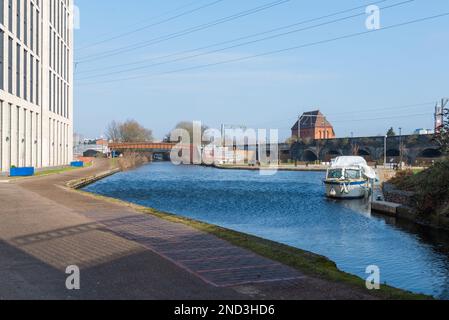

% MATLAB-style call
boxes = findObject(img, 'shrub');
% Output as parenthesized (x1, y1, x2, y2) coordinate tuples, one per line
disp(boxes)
(391, 158, 449, 215)
(118, 151, 149, 171)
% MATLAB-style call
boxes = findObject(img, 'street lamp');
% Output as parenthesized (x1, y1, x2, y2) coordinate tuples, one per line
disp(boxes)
(399, 127, 403, 168)
(384, 135, 387, 167)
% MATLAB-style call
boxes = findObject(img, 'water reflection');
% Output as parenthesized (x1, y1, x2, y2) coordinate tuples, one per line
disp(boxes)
(327, 198, 372, 217)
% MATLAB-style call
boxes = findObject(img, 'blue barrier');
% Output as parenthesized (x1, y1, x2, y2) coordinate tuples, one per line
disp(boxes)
(70, 161, 84, 167)
(10, 167, 35, 177)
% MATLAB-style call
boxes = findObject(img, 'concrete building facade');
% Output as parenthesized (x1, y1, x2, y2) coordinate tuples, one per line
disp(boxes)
(0, 0, 73, 173)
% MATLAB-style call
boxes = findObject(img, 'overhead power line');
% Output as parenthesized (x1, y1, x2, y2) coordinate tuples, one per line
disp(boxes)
(76, 12, 449, 86)
(331, 112, 430, 123)
(328, 101, 434, 117)
(75, 0, 291, 64)
(250, 102, 435, 127)
(75, 0, 390, 76)
(264, 112, 432, 131)
(75, 0, 412, 81)
(75, 0, 226, 52)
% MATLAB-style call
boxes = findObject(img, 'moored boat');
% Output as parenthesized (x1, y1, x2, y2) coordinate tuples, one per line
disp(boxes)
(324, 156, 377, 199)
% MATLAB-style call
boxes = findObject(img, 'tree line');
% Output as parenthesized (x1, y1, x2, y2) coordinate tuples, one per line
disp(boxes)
(106, 120, 154, 143)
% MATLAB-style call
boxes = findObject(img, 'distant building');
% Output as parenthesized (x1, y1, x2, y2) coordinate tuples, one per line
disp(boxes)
(414, 128, 434, 135)
(73, 137, 109, 157)
(291, 110, 336, 140)
(96, 139, 108, 146)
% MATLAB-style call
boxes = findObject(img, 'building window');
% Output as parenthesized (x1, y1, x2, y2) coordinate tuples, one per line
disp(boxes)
(0, 30, 4, 90)
(23, 0, 27, 45)
(36, 13, 39, 56)
(16, 43, 20, 96)
(8, 0, 12, 31)
(36, 60, 39, 105)
(30, 3, 34, 52)
(23, 50, 27, 100)
(7, 36, 13, 94)
(48, 71, 51, 111)
(0, 0, 4, 25)
(16, 0, 20, 39)
(30, 56, 33, 103)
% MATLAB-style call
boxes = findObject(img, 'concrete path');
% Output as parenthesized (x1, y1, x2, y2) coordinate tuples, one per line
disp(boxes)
(0, 160, 375, 300)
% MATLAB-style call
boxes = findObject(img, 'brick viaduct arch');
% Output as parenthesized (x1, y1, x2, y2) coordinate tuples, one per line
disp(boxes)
(291, 134, 442, 164)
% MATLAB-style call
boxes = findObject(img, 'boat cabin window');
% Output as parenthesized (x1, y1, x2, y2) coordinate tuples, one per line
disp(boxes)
(327, 169, 343, 179)
(345, 169, 361, 179)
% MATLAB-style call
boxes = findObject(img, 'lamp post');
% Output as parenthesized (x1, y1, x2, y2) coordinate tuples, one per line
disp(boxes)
(399, 127, 403, 169)
(384, 135, 387, 168)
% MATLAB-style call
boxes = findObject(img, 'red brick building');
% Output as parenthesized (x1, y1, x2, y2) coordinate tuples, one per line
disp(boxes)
(291, 110, 336, 140)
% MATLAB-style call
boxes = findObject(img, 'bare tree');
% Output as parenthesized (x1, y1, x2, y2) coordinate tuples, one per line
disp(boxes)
(166, 121, 209, 143)
(105, 121, 122, 142)
(120, 120, 154, 142)
(105, 120, 154, 143)
(352, 143, 360, 156)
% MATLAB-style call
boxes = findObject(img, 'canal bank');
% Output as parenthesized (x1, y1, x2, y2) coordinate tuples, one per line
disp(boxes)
(211, 164, 327, 172)
(372, 162, 449, 232)
(0, 159, 425, 299)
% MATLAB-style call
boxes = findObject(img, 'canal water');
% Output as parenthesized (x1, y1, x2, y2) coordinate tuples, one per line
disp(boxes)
(84, 162, 449, 299)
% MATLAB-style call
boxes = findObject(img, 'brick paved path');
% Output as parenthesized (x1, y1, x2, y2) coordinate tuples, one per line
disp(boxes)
(82, 212, 304, 287)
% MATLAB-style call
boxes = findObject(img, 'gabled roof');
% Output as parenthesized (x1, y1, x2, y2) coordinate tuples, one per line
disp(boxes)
(292, 110, 334, 130)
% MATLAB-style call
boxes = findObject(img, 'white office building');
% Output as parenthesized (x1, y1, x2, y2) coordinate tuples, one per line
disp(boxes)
(0, 0, 73, 173)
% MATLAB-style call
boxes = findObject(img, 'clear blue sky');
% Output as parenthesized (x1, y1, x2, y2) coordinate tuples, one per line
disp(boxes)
(73, 0, 449, 140)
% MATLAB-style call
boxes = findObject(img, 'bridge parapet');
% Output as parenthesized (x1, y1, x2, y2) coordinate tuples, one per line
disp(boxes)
(108, 142, 176, 151)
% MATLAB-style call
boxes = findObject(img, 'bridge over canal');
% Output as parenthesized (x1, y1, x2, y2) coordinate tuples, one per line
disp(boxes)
(108, 142, 177, 161)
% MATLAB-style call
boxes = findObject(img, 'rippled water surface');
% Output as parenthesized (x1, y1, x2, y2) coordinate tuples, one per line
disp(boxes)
(85, 162, 449, 298)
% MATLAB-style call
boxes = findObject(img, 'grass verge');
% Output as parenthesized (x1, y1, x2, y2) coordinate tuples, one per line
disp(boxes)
(34, 162, 93, 177)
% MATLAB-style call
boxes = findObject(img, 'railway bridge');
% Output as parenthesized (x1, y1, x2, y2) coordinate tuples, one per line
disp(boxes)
(290, 134, 442, 165)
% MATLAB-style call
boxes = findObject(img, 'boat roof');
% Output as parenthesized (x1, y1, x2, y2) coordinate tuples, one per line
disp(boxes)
(331, 156, 368, 167)
(329, 156, 377, 179)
